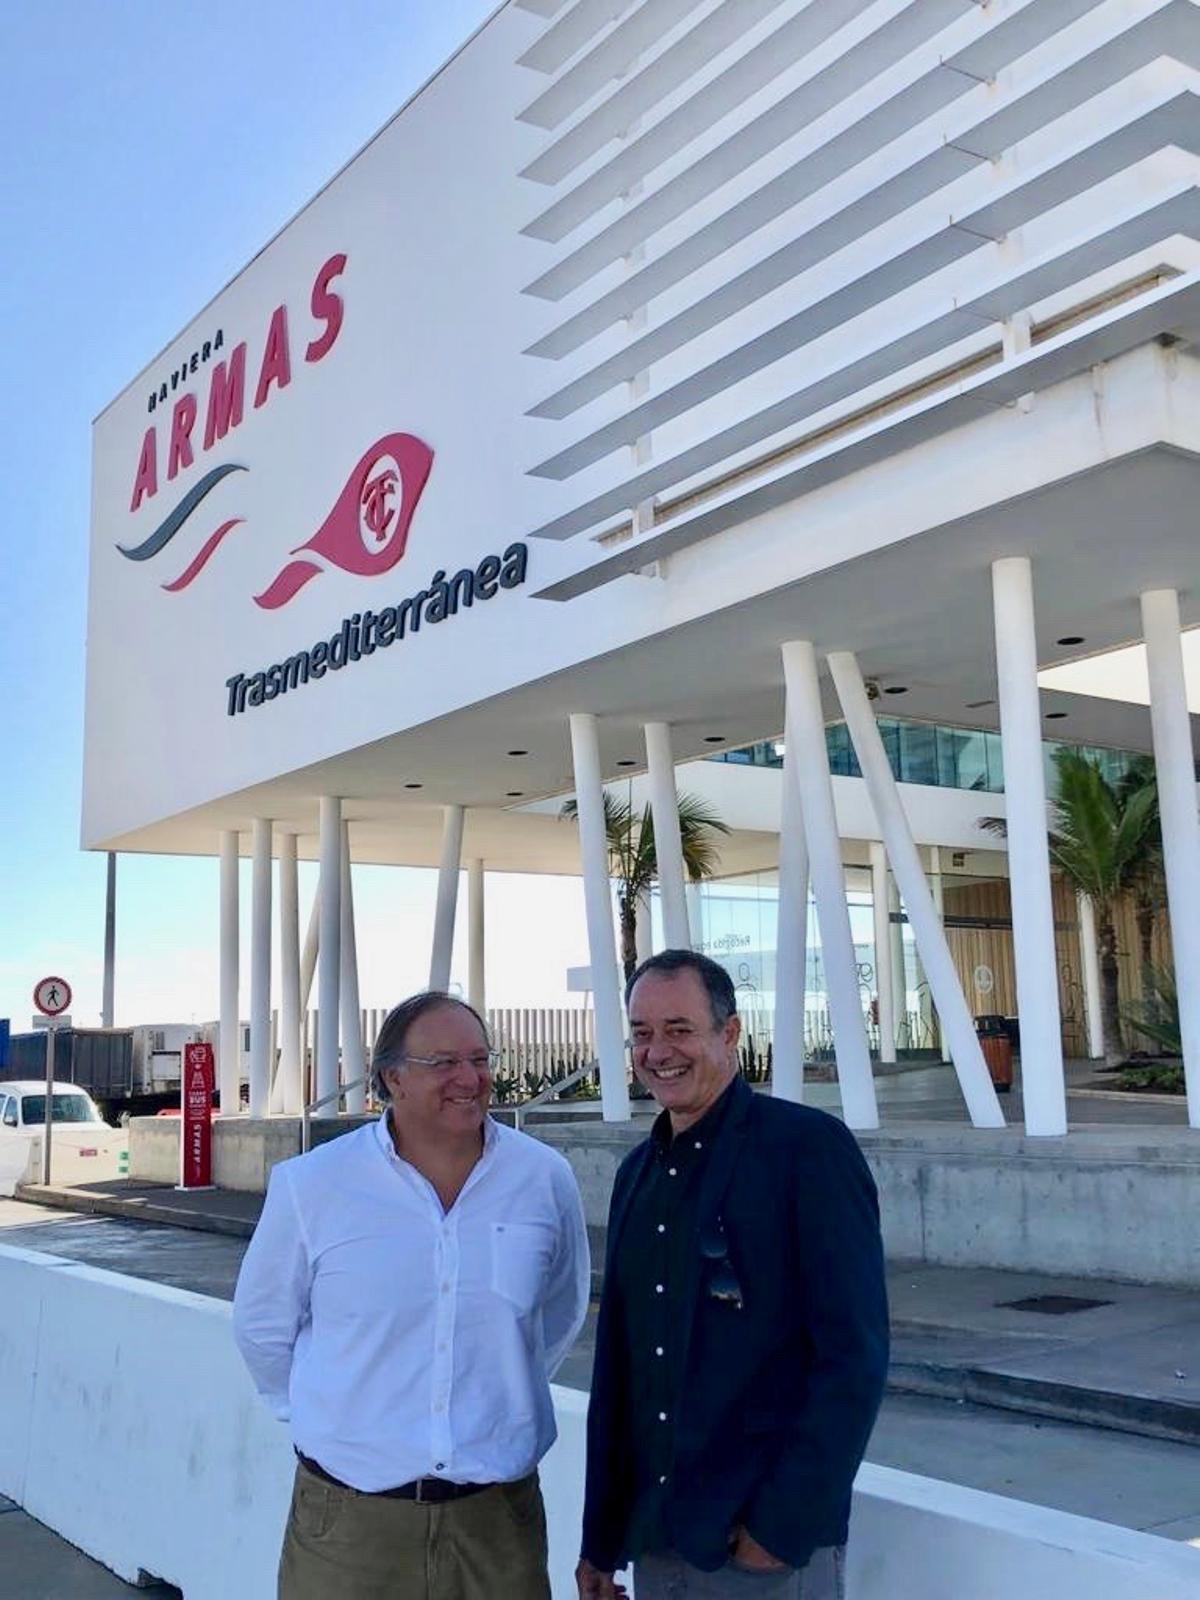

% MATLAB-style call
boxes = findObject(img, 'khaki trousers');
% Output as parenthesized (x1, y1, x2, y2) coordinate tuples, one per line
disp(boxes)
(278, 1460, 550, 1600)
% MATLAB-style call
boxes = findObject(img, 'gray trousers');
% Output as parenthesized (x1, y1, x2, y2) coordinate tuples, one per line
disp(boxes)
(633, 1545, 846, 1599)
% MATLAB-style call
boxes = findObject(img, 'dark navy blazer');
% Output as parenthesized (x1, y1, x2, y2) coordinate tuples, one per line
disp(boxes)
(581, 1076, 889, 1574)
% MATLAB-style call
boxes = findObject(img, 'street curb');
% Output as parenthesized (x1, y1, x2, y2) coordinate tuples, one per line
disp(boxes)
(888, 1361, 1200, 1447)
(13, 1184, 256, 1239)
(1066, 1088, 1186, 1107)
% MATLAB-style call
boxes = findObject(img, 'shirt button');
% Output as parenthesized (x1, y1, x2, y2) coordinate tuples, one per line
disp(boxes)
(657, 1224, 666, 1234)
(668, 1167, 677, 1177)
(694, 1140, 702, 1150)
(655, 1284, 664, 1294)
(436, 1462, 445, 1472)
(659, 1474, 668, 1484)
(658, 1411, 668, 1422)
(655, 1346, 664, 1357)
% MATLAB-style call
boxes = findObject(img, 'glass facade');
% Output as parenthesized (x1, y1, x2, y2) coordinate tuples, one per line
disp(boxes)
(715, 721, 1151, 796)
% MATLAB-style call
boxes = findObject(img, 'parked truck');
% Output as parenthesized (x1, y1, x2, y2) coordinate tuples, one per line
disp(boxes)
(1, 1024, 233, 1121)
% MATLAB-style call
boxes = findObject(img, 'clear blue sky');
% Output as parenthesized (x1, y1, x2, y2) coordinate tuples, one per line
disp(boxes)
(0, 1, 594, 1030)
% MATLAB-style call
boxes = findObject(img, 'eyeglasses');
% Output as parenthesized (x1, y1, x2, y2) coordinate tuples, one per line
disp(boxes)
(398, 1050, 499, 1074)
(700, 1221, 744, 1310)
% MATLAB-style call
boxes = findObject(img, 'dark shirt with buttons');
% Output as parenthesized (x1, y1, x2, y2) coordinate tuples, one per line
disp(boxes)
(612, 1079, 737, 1559)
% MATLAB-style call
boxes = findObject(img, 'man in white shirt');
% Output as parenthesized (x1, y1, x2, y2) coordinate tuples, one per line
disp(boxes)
(233, 991, 590, 1600)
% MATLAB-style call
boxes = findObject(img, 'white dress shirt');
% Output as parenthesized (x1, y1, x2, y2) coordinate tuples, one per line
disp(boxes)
(232, 1113, 589, 1491)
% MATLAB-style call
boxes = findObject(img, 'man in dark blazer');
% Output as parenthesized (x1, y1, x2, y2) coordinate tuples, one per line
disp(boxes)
(577, 950, 888, 1600)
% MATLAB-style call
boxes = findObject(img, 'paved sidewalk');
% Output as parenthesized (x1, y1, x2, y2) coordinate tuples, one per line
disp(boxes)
(10, 1181, 1200, 1446)
(0, 1495, 178, 1598)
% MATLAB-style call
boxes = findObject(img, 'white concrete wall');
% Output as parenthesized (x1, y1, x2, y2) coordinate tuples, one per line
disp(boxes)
(1, 1245, 1197, 1599)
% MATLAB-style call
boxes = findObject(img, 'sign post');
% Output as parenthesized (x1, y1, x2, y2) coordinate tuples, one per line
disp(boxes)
(179, 1041, 215, 1190)
(33, 977, 72, 1186)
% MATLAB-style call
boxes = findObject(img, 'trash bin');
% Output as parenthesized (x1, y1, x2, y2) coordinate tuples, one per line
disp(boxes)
(975, 1014, 1013, 1092)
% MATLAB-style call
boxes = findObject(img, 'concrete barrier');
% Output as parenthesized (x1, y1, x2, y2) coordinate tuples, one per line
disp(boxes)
(1, 1245, 1197, 1598)
(534, 1122, 1200, 1289)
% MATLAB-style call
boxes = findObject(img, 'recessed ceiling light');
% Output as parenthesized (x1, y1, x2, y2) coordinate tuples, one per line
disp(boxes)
(506, 790, 524, 798)
(404, 782, 423, 790)
(704, 735, 725, 744)
(616, 760, 637, 767)
(507, 749, 529, 757)
(884, 686, 909, 696)
(1056, 635, 1085, 646)
(1045, 711, 1068, 720)
(965, 699, 996, 710)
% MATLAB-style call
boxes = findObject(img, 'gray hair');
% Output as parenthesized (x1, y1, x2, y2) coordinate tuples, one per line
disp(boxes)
(624, 948, 737, 1030)
(371, 992, 490, 1103)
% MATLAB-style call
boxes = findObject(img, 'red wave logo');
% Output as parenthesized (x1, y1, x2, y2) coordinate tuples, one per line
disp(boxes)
(254, 433, 434, 610)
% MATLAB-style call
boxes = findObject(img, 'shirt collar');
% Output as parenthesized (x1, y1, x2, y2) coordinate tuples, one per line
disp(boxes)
(650, 1074, 739, 1154)
(374, 1107, 499, 1169)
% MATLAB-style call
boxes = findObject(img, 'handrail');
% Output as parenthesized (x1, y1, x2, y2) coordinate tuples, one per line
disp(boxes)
(301, 1076, 369, 1154)
(513, 1059, 598, 1131)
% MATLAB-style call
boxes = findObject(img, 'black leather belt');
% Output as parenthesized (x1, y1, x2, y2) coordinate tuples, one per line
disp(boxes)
(297, 1450, 490, 1503)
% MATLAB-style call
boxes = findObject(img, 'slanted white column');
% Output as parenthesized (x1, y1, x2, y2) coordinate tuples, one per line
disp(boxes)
(300, 889, 319, 1011)
(781, 642, 877, 1129)
(686, 883, 704, 947)
(340, 823, 366, 1114)
(102, 853, 117, 1029)
(992, 558, 1067, 1135)
(569, 713, 631, 1122)
(772, 747, 810, 1102)
(249, 819, 273, 1118)
(429, 805, 465, 991)
(316, 796, 342, 1118)
(1140, 588, 1200, 1127)
(830, 651, 1004, 1128)
(1077, 892, 1104, 1062)
(869, 842, 897, 1065)
(277, 834, 303, 1116)
(468, 859, 486, 1013)
(219, 831, 241, 1115)
(644, 721, 691, 948)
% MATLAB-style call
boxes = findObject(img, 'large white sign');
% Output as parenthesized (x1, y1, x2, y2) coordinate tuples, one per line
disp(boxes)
(82, 6, 637, 849)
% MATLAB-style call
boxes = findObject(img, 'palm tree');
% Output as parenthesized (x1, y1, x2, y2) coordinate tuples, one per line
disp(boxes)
(987, 750, 1158, 1067)
(560, 790, 731, 979)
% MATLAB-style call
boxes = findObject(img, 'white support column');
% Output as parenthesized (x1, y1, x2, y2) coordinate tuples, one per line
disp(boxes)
(929, 846, 951, 1062)
(102, 853, 117, 1029)
(340, 822, 366, 1114)
(219, 831, 241, 1115)
(634, 890, 653, 965)
(1140, 588, 1200, 1127)
(468, 858, 486, 1014)
(1077, 892, 1104, 1062)
(301, 889, 320, 1013)
(569, 713, 631, 1122)
(781, 642, 878, 1129)
(869, 842, 897, 1065)
(772, 747, 810, 1102)
(429, 805, 465, 991)
(248, 818, 273, 1118)
(277, 834, 303, 1116)
(889, 878, 907, 1048)
(992, 557, 1066, 1135)
(316, 796, 342, 1118)
(830, 651, 1005, 1129)
(644, 721, 691, 948)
